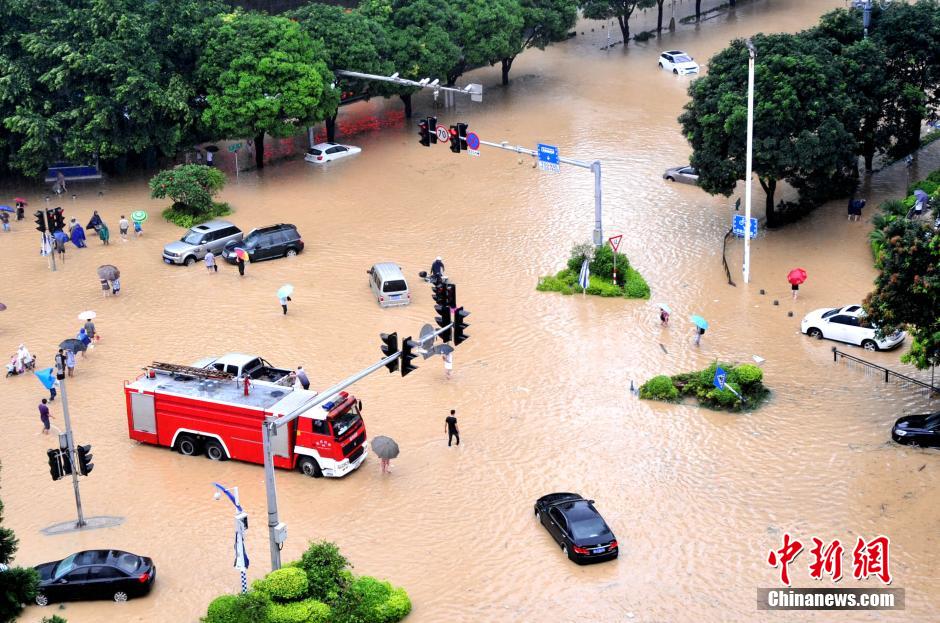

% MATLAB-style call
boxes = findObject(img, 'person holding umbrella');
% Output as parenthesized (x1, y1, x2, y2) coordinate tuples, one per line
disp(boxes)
(788, 268, 807, 300)
(277, 285, 293, 315)
(234, 247, 248, 276)
(690, 315, 708, 347)
(371, 436, 399, 474)
(0, 209, 9, 232)
(14, 198, 27, 221)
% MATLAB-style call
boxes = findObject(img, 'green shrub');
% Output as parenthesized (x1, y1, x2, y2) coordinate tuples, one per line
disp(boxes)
(588, 245, 630, 281)
(346, 576, 411, 623)
(267, 599, 330, 623)
(162, 201, 232, 229)
(298, 541, 348, 603)
(704, 383, 742, 409)
(623, 267, 651, 299)
(584, 275, 624, 297)
(255, 567, 308, 602)
(566, 242, 595, 273)
(203, 591, 271, 623)
(731, 364, 763, 389)
(150, 164, 226, 214)
(639, 375, 678, 401)
(41, 617, 68, 623)
(536, 274, 574, 295)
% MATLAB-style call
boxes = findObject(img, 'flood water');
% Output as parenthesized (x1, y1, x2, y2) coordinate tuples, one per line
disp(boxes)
(3, 1, 939, 621)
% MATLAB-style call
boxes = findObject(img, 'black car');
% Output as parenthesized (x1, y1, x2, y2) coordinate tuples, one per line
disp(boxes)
(892, 411, 940, 447)
(222, 224, 304, 263)
(534, 493, 618, 564)
(34, 550, 155, 605)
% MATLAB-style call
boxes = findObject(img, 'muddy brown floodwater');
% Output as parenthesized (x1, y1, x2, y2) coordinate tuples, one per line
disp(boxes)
(2, 1, 939, 622)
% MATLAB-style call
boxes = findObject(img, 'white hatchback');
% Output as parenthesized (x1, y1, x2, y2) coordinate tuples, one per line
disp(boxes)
(304, 142, 362, 164)
(800, 304, 906, 351)
(658, 50, 699, 75)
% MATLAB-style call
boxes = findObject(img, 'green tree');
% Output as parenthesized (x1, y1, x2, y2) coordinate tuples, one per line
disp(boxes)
(360, 0, 461, 118)
(150, 164, 226, 215)
(678, 34, 857, 226)
(580, 0, 656, 44)
(865, 219, 940, 370)
(197, 12, 338, 170)
(499, 0, 578, 85)
(449, 0, 524, 85)
(0, 470, 39, 621)
(289, 4, 395, 143)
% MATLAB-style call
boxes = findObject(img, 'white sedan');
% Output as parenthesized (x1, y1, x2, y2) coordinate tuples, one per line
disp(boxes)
(801, 305, 905, 351)
(304, 142, 361, 164)
(658, 50, 699, 75)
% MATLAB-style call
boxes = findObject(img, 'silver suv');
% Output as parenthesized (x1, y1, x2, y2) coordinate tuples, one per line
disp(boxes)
(162, 220, 242, 266)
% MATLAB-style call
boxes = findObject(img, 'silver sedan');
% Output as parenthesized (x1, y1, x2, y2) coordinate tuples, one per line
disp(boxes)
(663, 165, 699, 185)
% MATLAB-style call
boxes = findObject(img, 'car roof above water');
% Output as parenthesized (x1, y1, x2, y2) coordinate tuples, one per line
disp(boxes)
(191, 219, 236, 232)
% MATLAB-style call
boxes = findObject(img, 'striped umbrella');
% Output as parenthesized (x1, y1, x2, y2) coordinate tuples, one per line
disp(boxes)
(578, 259, 590, 294)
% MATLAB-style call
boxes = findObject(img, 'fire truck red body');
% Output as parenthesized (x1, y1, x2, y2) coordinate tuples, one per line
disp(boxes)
(124, 365, 368, 477)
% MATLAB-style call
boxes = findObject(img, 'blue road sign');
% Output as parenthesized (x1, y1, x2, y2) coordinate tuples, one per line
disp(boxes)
(465, 132, 480, 151)
(732, 214, 758, 239)
(713, 367, 727, 390)
(537, 143, 559, 172)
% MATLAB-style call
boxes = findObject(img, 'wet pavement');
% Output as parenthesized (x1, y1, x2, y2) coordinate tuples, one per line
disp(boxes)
(2, 1, 939, 621)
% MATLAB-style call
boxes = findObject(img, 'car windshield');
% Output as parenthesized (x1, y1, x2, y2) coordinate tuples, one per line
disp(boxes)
(923, 413, 940, 429)
(674, 54, 692, 63)
(331, 411, 362, 439)
(821, 308, 840, 319)
(181, 231, 206, 244)
(54, 553, 78, 579)
(569, 516, 609, 539)
(383, 279, 407, 293)
(113, 553, 141, 574)
(309, 148, 322, 155)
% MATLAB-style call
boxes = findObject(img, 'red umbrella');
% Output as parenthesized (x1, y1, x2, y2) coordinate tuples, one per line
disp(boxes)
(787, 268, 807, 285)
(13, 197, 27, 204)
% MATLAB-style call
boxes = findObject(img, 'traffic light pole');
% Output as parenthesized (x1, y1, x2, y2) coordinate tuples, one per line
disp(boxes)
(334, 70, 482, 102)
(477, 139, 604, 247)
(261, 351, 401, 571)
(54, 353, 85, 528)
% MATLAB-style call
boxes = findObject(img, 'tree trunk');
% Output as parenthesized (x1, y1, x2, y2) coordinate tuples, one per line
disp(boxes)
(657, 1, 664, 33)
(759, 177, 778, 228)
(501, 57, 513, 86)
(695, 0, 702, 21)
(400, 93, 412, 119)
(617, 15, 629, 43)
(325, 115, 337, 143)
(862, 115, 876, 172)
(254, 133, 265, 170)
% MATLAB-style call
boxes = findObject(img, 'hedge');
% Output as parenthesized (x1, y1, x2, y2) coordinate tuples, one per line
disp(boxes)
(641, 362, 768, 411)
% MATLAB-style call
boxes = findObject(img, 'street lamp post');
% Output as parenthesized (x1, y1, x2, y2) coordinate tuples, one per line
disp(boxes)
(213, 483, 249, 594)
(743, 39, 756, 284)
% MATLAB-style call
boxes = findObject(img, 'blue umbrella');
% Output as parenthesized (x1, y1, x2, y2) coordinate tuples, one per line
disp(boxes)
(0, 205, 13, 213)
(276, 284, 294, 299)
(690, 315, 709, 330)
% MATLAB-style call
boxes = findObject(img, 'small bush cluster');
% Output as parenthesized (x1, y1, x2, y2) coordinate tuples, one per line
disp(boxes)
(538, 243, 650, 299)
(870, 169, 940, 261)
(162, 201, 232, 229)
(202, 542, 411, 623)
(640, 362, 768, 411)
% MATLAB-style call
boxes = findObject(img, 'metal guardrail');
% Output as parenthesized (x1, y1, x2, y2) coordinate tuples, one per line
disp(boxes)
(832, 347, 939, 395)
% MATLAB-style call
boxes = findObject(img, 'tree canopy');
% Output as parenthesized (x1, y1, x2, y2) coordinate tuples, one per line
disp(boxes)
(499, 0, 578, 85)
(579, 0, 657, 43)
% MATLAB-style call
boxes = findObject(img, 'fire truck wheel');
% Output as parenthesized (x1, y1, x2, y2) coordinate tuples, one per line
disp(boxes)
(205, 440, 228, 461)
(177, 435, 200, 456)
(298, 457, 322, 478)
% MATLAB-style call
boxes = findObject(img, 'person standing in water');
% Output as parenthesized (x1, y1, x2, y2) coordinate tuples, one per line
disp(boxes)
(445, 410, 460, 447)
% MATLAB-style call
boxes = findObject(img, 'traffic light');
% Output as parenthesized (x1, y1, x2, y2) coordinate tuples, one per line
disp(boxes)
(61, 450, 73, 475)
(400, 337, 418, 377)
(418, 119, 430, 147)
(432, 281, 448, 307)
(34, 210, 47, 233)
(453, 307, 470, 345)
(448, 125, 460, 153)
(47, 449, 62, 481)
(427, 116, 438, 144)
(435, 304, 452, 343)
(380, 332, 399, 374)
(456, 123, 468, 151)
(446, 283, 457, 309)
(76, 444, 93, 476)
(51, 207, 65, 231)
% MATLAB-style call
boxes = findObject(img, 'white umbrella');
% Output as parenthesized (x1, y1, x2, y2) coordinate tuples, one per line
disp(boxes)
(78, 311, 96, 321)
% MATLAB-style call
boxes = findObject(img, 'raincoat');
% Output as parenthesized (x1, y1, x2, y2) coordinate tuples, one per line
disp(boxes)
(70, 222, 86, 248)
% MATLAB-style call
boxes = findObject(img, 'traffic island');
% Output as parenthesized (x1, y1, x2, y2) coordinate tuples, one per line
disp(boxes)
(537, 243, 650, 299)
(640, 362, 769, 412)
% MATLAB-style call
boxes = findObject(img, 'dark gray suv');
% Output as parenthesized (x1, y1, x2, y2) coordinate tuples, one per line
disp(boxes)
(222, 224, 304, 263)
(163, 220, 242, 265)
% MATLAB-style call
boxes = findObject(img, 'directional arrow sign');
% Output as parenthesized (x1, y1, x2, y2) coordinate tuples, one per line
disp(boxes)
(713, 367, 727, 390)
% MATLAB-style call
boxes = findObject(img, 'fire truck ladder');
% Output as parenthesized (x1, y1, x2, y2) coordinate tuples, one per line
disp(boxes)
(148, 362, 234, 380)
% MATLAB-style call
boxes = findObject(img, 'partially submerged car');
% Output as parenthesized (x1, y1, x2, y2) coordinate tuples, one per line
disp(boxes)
(663, 165, 699, 185)
(800, 305, 905, 351)
(534, 493, 618, 564)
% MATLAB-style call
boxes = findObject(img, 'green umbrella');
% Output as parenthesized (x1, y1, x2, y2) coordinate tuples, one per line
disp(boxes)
(130, 210, 147, 222)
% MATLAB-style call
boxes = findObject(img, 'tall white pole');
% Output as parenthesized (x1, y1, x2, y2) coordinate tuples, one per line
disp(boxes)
(743, 40, 756, 284)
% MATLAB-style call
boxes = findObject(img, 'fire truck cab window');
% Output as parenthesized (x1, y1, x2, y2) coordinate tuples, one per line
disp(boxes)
(312, 419, 329, 436)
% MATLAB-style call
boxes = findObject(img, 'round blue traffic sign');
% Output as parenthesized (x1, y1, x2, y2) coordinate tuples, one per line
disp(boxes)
(465, 132, 480, 150)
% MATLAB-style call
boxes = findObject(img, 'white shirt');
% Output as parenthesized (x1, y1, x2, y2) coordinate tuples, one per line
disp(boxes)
(119, 218, 129, 230)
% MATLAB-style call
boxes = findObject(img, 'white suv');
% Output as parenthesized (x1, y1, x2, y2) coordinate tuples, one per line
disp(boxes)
(659, 50, 699, 75)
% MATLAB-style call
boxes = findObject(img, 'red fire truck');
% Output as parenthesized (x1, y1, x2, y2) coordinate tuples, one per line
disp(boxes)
(124, 362, 368, 477)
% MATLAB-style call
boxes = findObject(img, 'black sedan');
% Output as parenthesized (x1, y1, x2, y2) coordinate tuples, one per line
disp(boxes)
(34, 550, 155, 606)
(534, 493, 618, 564)
(892, 411, 940, 447)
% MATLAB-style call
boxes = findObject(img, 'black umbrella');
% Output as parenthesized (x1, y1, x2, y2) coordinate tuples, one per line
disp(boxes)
(59, 338, 86, 352)
(371, 436, 400, 460)
(204, 145, 220, 153)
(97, 264, 120, 281)
(0, 302, 6, 311)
